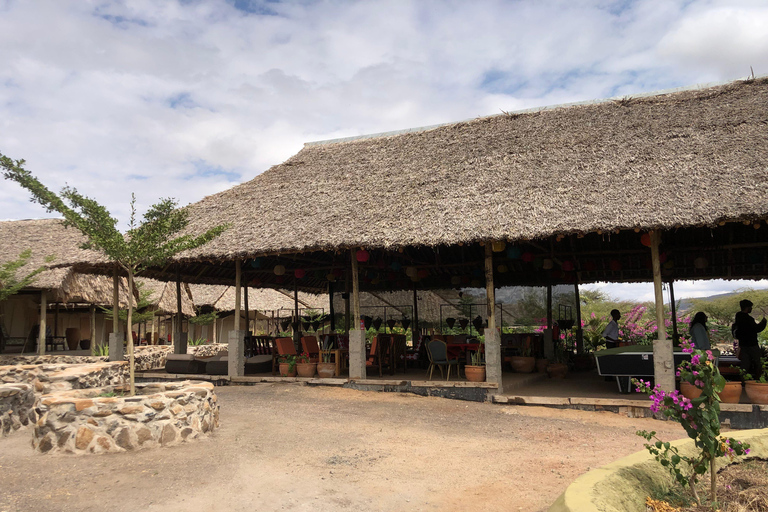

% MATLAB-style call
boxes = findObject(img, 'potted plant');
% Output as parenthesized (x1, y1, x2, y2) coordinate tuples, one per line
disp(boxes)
(278, 354, 297, 377)
(295, 352, 317, 378)
(547, 340, 569, 379)
(464, 350, 485, 382)
(741, 358, 768, 404)
(317, 337, 336, 378)
(509, 345, 535, 373)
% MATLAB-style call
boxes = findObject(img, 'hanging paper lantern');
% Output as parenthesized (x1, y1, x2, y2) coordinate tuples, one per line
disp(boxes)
(497, 264, 508, 273)
(492, 240, 506, 252)
(561, 260, 574, 272)
(401, 318, 411, 331)
(506, 246, 522, 259)
(356, 249, 370, 262)
(417, 269, 429, 279)
(294, 269, 306, 279)
(450, 276, 461, 285)
(446, 318, 456, 329)
(658, 252, 668, 264)
(542, 258, 554, 270)
(640, 233, 651, 247)
(250, 258, 261, 268)
(405, 266, 417, 278)
(410, 275, 419, 282)
(609, 260, 622, 271)
(273, 265, 286, 276)
(693, 257, 708, 269)
(326, 273, 336, 282)
(663, 260, 674, 270)
(459, 318, 469, 331)
(390, 261, 402, 271)
(521, 252, 534, 263)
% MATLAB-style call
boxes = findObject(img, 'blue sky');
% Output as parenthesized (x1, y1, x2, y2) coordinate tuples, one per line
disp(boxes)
(1, 0, 767, 300)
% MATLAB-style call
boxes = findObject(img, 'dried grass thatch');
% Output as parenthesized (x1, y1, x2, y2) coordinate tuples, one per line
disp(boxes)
(135, 278, 195, 316)
(178, 78, 768, 262)
(189, 284, 328, 314)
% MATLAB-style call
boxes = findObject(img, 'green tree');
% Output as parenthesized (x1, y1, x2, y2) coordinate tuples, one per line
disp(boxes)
(0, 249, 53, 301)
(102, 281, 157, 328)
(2, 154, 227, 394)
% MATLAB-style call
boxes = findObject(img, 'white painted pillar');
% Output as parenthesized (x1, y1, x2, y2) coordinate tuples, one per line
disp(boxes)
(484, 244, 502, 386)
(38, 291, 46, 356)
(348, 249, 366, 380)
(651, 230, 675, 391)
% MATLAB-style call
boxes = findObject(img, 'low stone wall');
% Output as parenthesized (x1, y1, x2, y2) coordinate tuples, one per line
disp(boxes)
(32, 381, 219, 454)
(0, 362, 128, 394)
(0, 383, 35, 436)
(0, 343, 229, 371)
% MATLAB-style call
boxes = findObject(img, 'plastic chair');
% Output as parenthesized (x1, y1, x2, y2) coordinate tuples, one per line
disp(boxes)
(426, 339, 459, 381)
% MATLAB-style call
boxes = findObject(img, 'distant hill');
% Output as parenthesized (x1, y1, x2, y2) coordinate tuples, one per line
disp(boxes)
(678, 289, 767, 311)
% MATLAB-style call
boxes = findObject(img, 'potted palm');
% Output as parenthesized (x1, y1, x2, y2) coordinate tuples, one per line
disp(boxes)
(465, 350, 485, 382)
(295, 352, 317, 378)
(317, 337, 336, 378)
(278, 354, 298, 377)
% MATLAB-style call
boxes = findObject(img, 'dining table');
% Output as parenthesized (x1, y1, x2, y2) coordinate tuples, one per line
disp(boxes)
(446, 342, 483, 364)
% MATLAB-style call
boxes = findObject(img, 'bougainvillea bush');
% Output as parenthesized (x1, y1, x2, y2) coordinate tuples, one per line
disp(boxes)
(633, 340, 750, 507)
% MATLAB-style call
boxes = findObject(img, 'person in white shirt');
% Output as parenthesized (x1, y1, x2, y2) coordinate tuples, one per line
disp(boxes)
(602, 309, 621, 349)
(689, 312, 711, 350)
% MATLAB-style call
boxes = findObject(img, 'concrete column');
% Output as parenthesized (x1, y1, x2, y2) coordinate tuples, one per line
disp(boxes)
(112, 269, 119, 336)
(108, 332, 124, 361)
(90, 305, 96, 352)
(348, 249, 366, 380)
(234, 260, 242, 332)
(484, 244, 502, 386)
(173, 331, 187, 355)
(38, 291, 47, 356)
(228, 329, 246, 377)
(651, 230, 675, 391)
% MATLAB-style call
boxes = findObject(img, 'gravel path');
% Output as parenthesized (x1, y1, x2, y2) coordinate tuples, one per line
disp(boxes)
(0, 384, 686, 512)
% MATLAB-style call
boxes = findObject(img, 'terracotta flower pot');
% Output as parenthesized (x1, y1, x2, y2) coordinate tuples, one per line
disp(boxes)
(279, 363, 297, 377)
(718, 381, 742, 403)
(464, 365, 486, 382)
(744, 381, 768, 404)
(317, 362, 336, 378)
(535, 358, 550, 373)
(510, 356, 536, 373)
(296, 362, 317, 378)
(680, 381, 703, 400)
(547, 363, 568, 379)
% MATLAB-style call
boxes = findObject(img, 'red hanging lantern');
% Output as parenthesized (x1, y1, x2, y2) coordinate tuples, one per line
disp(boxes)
(561, 260, 574, 272)
(294, 269, 305, 279)
(640, 233, 651, 247)
(521, 252, 534, 263)
(417, 269, 429, 279)
(609, 259, 622, 271)
(356, 249, 370, 262)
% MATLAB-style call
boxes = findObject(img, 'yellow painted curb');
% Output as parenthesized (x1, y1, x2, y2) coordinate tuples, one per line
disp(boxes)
(548, 428, 768, 512)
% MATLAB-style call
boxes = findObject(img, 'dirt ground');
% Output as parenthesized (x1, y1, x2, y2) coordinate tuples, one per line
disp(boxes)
(0, 384, 688, 512)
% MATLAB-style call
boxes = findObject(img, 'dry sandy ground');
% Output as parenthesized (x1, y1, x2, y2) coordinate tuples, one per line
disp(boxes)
(0, 384, 687, 512)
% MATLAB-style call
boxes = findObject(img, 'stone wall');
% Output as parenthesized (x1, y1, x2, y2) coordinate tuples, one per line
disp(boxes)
(0, 362, 128, 394)
(0, 383, 35, 436)
(32, 381, 219, 454)
(0, 355, 108, 365)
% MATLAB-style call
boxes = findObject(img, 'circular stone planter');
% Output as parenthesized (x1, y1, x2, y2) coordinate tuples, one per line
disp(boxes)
(32, 380, 219, 455)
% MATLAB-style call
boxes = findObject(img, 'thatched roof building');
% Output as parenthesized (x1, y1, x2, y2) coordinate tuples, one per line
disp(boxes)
(189, 284, 328, 315)
(135, 278, 195, 316)
(64, 78, 768, 291)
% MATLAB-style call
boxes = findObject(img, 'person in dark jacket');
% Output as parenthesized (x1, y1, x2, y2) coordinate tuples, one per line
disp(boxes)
(734, 299, 766, 380)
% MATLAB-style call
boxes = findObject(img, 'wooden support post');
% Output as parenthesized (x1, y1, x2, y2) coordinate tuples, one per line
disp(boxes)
(651, 230, 675, 391)
(544, 283, 554, 360)
(412, 283, 419, 338)
(328, 281, 336, 332)
(244, 285, 250, 335)
(349, 249, 366, 379)
(54, 303, 59, 338)
(174, 267, 187, 354)
(90, 305, 96, 351)
(112, 268, 119, 336)
(574, 281, 583, 354)
(344, 270, 351, 335)
(38, 291, 46, 356)
(293, 278, 300, 348)
(669, 280, 679, 343)
(484, 244, 502, 386)
(234, 260, 242, 332)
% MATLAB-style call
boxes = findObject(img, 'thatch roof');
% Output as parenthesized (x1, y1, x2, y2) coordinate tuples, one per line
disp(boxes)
(135, 278, 195, 316)
(333, 289, 462, 323)
(0, 218, 105, 291)
(189, 284, 328, 314)
(179, 77, 768, 261)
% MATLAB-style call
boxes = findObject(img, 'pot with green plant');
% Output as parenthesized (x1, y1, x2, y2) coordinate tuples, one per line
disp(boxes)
(547, 339, 569, 379)
(465, 350, 485, 382)
(295, 352, 317, 378)
(742, 358, 768, 404)
(317, 337, 336, 378)
(278, 354, 297, 377)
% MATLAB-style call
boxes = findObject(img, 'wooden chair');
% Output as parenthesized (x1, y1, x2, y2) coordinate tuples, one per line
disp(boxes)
(301, 336, 321, 362)
(366, 336, 381, 376)
(426, 339, 459, 381)
(245, 335, 275, 375)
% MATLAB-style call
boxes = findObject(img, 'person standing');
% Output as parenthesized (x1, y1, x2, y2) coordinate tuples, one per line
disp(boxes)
(689, 312, 711, 350)
(733, 299, 766, 380)
(602, 309, 621, 349)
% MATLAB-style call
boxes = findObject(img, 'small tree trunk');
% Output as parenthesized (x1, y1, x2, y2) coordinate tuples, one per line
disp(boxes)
(690, 472, 701, 506)
(127, 269, 136, 396)
(710, 454, 717, 504)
